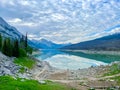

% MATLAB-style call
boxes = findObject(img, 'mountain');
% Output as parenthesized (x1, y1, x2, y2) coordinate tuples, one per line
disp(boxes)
(31, 39, 71, 49)
(62, 33, 120, 50)
(0, 17, 38, 48)
(0, 17, 68, 49)
(0, 17, 22, 39)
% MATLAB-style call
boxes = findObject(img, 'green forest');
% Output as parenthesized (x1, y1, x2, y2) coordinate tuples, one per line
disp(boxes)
(0, 33, 33, 57)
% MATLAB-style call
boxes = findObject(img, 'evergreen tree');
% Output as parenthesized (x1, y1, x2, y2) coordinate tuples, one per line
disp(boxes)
(2, 38, 13, 57)
(19, 48, 27, 57)
(20, 35, 25, 48)
(25, 32, 28, 48)
(0, 33, 32, 57)
(6, 38, 13, 57)
(2, 39, 7, 55)
(26, 46, 33, 55)
(13, 39, 19, 57)
(20, 35, 24, 42)
(0, 34, 2, 50)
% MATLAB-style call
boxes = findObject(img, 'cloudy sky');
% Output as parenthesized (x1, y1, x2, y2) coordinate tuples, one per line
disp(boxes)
(0, 0, 120, 44)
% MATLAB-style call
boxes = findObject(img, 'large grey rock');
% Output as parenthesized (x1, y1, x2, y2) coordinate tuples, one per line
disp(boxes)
(0, 52, 26, 78)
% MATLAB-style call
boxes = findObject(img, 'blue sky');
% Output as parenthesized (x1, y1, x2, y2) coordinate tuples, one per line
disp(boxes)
(0, 0, 120, 44)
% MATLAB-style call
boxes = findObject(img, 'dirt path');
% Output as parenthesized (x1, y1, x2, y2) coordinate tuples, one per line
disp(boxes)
(96, 73, 120, 80)
(49, 73, 120, 90)
(32, 61, 52, 80)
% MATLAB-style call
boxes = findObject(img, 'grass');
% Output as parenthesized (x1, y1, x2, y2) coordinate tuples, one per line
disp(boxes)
(19, 67, 26, 73)
(14, 57, 36, 73)
(14, 57, 36, 69)
(103, 63, 120, 76)
(109, 76, 120, 85)
(0, 76, 72, 90)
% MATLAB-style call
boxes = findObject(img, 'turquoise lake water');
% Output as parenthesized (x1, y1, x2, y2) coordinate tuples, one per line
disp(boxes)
(35, 50, 120, 70)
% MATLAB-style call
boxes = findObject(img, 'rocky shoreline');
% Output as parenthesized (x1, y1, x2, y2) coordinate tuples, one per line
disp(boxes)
(0, 52, 55, 79)
(0, 52, 20, 77)
(0, 52, 120, 90)
(0, 51, 119, 80)
(0, 52, 34, 79)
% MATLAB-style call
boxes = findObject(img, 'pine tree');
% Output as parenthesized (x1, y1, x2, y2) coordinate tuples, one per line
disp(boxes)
(20, 35, 24, 42)
(20, 35, 25, 48)
(2, 39, 7, 55)
(0, 34, 2, 50)
(6, 38, 13, 57)
(13, 39, 19, 57)
(2, 38, 13, 57)
(25, 32, 28, 48)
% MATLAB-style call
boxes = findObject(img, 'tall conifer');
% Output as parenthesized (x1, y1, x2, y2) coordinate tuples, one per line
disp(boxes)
(0, 34, 2, 50)
(25, 32, 28, 48)
(13, 39, 19, 57)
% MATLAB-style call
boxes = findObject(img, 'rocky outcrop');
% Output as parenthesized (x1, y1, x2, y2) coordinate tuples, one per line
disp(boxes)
(0, 52, 32, 79)
(0, 52, 20, 76)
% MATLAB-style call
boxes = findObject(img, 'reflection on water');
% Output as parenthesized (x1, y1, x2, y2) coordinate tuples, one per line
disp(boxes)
(35, 49, 120, 70)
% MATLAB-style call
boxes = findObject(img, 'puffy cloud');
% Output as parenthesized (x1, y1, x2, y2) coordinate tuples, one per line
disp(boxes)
(0, 0, 120, 44)
(51, 13, 68, 21)
(8, 18, 37, 27)
(0, 0, 16, 6)
(8, 18, 22, 23)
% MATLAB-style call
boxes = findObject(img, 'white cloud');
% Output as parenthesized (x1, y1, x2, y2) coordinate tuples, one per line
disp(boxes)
(109, 28, 120, 34)
(8, 18, 22, 23)
(18, 0, 30, 6)
(0, 0, 16, 6)
(61, 0, 65, 2)
(19, 22, 37, 27)
(51, 13, 68, 21)
(28, 34, 37, 39)
(8, 18, 37, 27)
(0, 0, 120, 44)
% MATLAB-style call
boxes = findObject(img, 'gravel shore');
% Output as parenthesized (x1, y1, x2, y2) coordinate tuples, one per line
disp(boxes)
(0, 52, 120, 90)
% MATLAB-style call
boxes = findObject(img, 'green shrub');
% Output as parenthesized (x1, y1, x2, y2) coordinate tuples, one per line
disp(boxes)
(104, 63, 120, 76)
(26, 46, 33, 55)
(14, 57, 36, 69)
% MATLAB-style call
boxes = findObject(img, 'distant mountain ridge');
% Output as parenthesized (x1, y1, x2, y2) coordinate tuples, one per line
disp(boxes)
(62, 33, 120, 50)
(31, 39, 71, 49)
(1, 17, 120, 50)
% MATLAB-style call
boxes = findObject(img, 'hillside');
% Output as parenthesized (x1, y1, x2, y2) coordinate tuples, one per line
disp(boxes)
(62, 33, 120, 50)
(0, 17, 22, 39)
(0, 17, 37, 48)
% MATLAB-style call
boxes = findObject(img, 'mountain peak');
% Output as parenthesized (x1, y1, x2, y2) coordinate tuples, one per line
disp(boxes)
(39, 38, 52, 44)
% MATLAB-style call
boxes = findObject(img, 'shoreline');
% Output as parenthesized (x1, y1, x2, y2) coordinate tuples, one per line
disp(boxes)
(29, 57, 120, 89)
(30, 56, 119, 80)
(61, 49, 120, 55)
(30, 50, 120, 80)
(0, 51, 120, 90)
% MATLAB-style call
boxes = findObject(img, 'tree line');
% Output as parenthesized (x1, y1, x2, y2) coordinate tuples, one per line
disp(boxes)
(0, 33, 33, 57)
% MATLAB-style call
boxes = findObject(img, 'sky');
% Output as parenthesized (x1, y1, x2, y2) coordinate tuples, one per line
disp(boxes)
(0, 0, 120, 44)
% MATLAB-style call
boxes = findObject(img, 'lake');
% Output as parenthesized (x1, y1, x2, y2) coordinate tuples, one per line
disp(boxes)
(35, 49, 120, 70)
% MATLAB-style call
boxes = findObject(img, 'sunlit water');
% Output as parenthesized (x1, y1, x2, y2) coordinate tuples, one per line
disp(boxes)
(35, 49, 120, 70)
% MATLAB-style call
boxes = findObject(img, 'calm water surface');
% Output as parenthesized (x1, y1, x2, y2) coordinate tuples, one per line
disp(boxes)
(35, 49, 120, 70)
